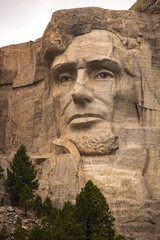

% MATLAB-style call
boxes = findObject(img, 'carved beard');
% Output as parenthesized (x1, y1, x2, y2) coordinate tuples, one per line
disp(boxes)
(68, 131, 119, 156)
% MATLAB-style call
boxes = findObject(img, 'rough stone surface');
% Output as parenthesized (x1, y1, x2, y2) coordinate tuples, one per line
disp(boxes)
(0, 206, 41, 238)
(130, 0, 160, 14)
(0, 7, 160, 240)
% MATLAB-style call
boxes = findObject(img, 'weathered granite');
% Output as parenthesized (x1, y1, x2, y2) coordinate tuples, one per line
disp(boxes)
(0, 7, 160, 240)
(0, 206, 41, 238)
(130, 0, 160, 14)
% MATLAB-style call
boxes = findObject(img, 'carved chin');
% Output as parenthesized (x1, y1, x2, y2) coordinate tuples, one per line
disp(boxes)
(69, 132, 119, 156)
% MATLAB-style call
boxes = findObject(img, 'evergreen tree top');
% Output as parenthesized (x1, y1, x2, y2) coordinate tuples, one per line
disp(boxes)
(7, 145, 38, 205)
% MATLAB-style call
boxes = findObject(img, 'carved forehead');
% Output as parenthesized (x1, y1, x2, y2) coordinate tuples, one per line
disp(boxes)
(52, 30, 122, 68)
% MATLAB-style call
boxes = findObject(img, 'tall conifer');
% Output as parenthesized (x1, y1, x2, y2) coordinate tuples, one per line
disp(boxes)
(7, 145, 38, 205)
(75, 180, 125, 240)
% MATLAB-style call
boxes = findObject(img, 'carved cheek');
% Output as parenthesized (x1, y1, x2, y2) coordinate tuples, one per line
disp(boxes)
(91, 78, 116, 105)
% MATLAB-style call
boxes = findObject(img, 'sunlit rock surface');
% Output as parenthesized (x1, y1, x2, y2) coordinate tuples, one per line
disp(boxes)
(0, 6, 160, 240)
(130, 0, 160, 14)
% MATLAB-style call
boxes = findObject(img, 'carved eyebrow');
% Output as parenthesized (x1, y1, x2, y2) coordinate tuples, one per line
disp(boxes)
(51, 62, 76, 77)
(51, 58, 121, 77)
(86, 59, 121, 74)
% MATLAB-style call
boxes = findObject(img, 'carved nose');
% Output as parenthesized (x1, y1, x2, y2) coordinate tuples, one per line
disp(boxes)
(72, 86, 94, 104)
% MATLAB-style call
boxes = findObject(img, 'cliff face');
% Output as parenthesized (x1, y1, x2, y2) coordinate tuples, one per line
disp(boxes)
(0, 7, 160, 155)
(0, 5, 160, 240)
(130, 0, 160, 14)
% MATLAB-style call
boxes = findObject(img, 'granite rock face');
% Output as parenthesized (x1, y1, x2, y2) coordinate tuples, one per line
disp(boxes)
(130, 0, 160, 14)
(0, 206, 41, 237)
(0, 6, 160, 240)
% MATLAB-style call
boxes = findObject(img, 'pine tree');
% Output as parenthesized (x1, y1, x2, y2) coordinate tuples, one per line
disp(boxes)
(19, 184, 33, 216)
(32, 195, 43, 217)
(0, 225, 8, 240)
(0, 197, 4, 206)
(13, 217, 27, 240)
(42, 201, 84, 240)
(28, 225, 45, 240)
(43, 197, 53, 216)
(7, 145, 38, 205)
(75, 180, 126, 240)
(41, 181, 127, 240)
(0, 165, 4, 179)
(60, 201, 86, 240)
(114, 235, 127, 240)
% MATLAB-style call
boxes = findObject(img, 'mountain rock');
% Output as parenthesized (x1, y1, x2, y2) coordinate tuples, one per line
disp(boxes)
(130, 0, 160, 14)
(0, 6, 160, 240)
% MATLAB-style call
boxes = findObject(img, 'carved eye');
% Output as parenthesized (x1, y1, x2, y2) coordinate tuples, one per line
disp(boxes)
(59, 73, 74, 84)
(94, 70, 115, 81)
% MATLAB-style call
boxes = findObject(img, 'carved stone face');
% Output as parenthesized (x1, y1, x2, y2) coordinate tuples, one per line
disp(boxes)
(51, 30, 122, 155)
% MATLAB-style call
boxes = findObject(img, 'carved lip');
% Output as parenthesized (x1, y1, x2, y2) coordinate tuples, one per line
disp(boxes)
(68, 113, 105, 125)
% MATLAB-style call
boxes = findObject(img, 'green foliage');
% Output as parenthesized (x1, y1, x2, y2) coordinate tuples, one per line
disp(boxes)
(43, 197, 53, 216)
(40, 181, 127, 240)
(114, 235, 128, 240)
(41, 200, 85, 240)
(13, 217, 27, 240)
(32, 195, 43, 217)
(60, 201, 86, 240)
(32, 195, 59, 221)
(0, 225, 8, 240)
(75, 180, 116, 240)
(9, 180, 127, 240)
(28, 225, 44, 240)
(19, 185, 33, 216)
(0, 165, 4, 179)
(41, 197, 60, 226)
(0, 197, 4, 206)
(42, 214, 64, 240)
(6, 145, 38, 205)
